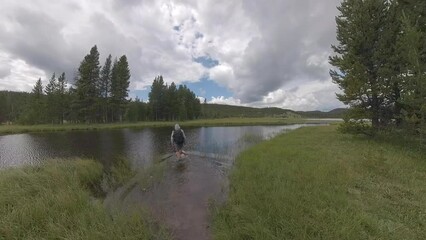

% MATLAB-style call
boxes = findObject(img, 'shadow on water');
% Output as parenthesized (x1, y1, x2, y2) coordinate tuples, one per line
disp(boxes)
(0, 124, 323, 240)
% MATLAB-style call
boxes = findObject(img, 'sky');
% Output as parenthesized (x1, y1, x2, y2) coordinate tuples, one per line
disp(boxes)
(0, 0, 344, 111)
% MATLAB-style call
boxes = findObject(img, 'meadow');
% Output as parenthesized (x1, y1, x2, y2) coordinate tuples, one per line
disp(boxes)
(213, 125, 426, 239)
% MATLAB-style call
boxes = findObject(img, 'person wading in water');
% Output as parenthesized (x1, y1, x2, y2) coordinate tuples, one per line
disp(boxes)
(171, 124, 187, 159)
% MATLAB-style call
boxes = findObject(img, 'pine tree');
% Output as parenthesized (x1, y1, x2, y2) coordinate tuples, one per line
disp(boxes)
(75, 45, 100, 123)
(168, 82, 179, 120)
(57, 72, 68, 124)
(148, 76, 166, 121)
(26, 78, 45, 124)
(0, 94, 6, 123)
(110, 55, 130, 122)
(397, 0, 426, 133)
(330, 0, 394, 129)
(99, 54, 112, 122)
(45, 73, 59, 123)
(177, 85, 188, 120)
(110, 58, 119, 121)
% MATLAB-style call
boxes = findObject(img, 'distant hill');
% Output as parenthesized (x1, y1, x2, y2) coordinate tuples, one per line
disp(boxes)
(200, 103, 347, 119)
(296, 108, 348, 118)
(200, 104, 299, 118)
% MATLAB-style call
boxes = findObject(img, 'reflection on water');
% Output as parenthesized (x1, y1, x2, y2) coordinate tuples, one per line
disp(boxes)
(1, 124, 315, 168)
(0, 124, 322, 240)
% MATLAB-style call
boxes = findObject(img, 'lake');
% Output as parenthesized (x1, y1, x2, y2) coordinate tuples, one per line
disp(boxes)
(0, 124, 320, 168)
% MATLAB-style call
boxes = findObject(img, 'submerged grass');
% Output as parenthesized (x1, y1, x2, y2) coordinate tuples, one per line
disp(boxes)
(0, 117, 332, 135)
(135, 161, 167, 190)
(112, 161, 168, 203)
(0, 159, 170, 239)
(104, 155, 137, 191)
(213, 125, 426, 239)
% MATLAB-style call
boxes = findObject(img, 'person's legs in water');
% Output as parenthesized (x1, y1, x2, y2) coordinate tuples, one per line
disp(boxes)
(175, 143, 184, 159)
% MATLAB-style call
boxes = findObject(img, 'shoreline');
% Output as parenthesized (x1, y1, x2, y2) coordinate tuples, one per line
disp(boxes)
(0, 117, 340, 136)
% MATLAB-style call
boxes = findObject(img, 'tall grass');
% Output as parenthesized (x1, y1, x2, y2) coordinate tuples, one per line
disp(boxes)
(213, 125, 426, 239)
(0, 159, 170, 239)
(104, 155, 136, 191)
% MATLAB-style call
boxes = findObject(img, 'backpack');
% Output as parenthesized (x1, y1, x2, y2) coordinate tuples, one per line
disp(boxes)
(173, 129, 185, 144)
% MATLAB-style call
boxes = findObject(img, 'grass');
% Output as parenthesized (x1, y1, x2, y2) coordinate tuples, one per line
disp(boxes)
(135, 161, 167, 190)
(213, 125, 426, 240)
(0, 117, 333, 135)
(109, 160, 168, 204)
(104, 155, 137, 191)
(0, 159, 170, 239)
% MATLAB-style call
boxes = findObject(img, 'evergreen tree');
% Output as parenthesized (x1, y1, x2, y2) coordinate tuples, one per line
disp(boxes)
(0, 91, 31, 123)
(148, 76, 166, 120)
(24, 78, 45, 124)
(397, 1, 426, 132)
(57, 72, 68, 124)
(0, 94, 6, 123)
(330, 0, 394, 129)
(167, 82, 179, 120)
(148, 77, 200, 121)
(177, 85, 188, 120)
(125, 97, 148, 122)
(75, 45, 100, 123)
(45, 73, 60, 123)
(99, 54, 112, 122)
(110, 58, 119, 121)
(68, 85, 79, 123)
(110, 55, 131, 122)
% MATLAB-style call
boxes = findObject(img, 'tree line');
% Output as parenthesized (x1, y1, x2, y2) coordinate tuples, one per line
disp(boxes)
(124, 76, 201, 122)
(0, 45, 201, 124)
(330, 0, 426, 135)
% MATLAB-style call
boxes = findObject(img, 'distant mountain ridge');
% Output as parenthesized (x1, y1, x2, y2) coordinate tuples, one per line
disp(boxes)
(200, 104, 297, 118)
(296, 108, 347, 118)
(201, 103, 347, 119)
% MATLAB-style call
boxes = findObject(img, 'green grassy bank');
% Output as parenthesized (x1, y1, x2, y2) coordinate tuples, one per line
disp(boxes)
(213, 125, 426, 239)
(0, 159, 170, 239)
(0, 117, 331, 135)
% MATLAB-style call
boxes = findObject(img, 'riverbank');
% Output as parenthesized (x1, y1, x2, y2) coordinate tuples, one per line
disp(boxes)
(0, 117, 337, 135)
(213, 125, 426, 239)
(0, 159, 170, 239)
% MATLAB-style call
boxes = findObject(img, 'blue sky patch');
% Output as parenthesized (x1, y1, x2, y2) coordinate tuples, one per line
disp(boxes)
(184, 77, 232, 100)
(194, 56, 219, 68)
(130, 77, 232, 102)
(195, 32, 203, 39)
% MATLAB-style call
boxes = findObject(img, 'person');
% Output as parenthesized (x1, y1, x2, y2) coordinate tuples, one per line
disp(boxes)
(171, 123, 187, 159)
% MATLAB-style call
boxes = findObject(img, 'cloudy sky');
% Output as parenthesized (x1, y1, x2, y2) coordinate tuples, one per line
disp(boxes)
(0, 0, 344, 111)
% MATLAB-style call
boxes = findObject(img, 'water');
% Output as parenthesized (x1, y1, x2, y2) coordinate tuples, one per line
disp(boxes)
(0, 124, 320, 239)
(0, 124, 315, 168)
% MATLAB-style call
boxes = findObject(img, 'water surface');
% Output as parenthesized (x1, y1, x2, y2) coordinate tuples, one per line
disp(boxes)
(0, 125, 313, 168)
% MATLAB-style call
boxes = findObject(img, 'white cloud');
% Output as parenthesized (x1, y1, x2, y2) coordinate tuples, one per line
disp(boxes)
(0, 0, 344, 110)
(253, 79, 344, 111)
(210, 96, 243, 106)
(208, 78, 344, 111)
(209, 63, 234, 87)
(197, 96, 206, 103)
(0, 53, 46, 91)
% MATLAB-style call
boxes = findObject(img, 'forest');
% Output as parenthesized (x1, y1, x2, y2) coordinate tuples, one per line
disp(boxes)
(0, 46, 200, 124)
